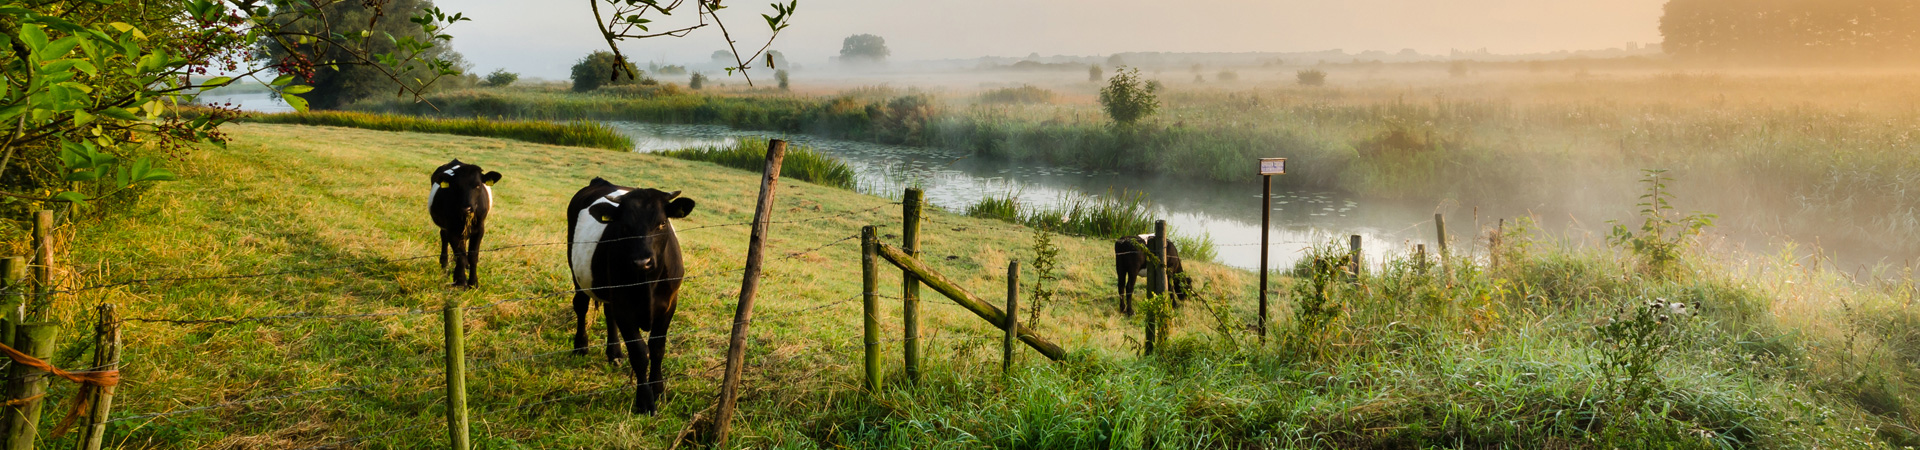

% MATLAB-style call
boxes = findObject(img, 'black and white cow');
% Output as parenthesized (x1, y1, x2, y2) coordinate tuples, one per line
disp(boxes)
(429, 159, 502, 287)
(1114, 234, 1192, 315)
(566, 177, 697, 415)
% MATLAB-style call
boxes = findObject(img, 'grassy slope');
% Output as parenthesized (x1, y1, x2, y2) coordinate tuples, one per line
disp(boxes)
(60, 123, 1248, 448)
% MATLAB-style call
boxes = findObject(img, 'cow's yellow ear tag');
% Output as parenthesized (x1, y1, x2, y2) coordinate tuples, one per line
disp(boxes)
(439, 182, 450, 188)
(599, 216, 612, 223)
(484, 180, 496, 186)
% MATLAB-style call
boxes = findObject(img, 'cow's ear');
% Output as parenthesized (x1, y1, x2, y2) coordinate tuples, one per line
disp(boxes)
(482, 171, 502, 186)
(588, 202, 619, 223)
(667, 197, 697, 219)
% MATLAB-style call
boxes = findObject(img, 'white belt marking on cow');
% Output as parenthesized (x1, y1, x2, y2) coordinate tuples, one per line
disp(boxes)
(570, 189, 629, 302)
(483, 185, 494, 212)
(444, 165, 460, 176)
(428, 182, 440, 209)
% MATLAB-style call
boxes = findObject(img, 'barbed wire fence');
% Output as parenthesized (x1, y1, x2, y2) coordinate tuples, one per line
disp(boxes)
(13, 200, 898, 449)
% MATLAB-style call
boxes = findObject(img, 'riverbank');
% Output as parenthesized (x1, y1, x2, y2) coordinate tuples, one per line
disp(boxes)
(40, 123, 1920, 447)
(350, 74, 1920, 267)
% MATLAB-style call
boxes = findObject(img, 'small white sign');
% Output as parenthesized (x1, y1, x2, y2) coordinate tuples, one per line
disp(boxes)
(1259, 158, 1287, 175)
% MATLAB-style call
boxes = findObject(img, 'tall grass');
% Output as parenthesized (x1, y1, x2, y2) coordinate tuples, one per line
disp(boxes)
(237, 109, 635, 150)
(655, 138, 858, 190)
(965, 189, 1155, 240)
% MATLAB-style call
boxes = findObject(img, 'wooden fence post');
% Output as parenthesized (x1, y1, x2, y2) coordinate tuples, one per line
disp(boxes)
(443, 295, 469, 450)
(78, 304, 119, 450)
(2, 323, 57, 450)
(860, 226, 881, 392)
(900, 188, 924, 384)
(1146, 220, 1167, 355)
(1492, 218, 1505, 268)
(711, 139, 787, 446)
(1416, 244, 1429, 274)
(30, 210, 50, 321)
(871, 243, 1067, 361)
(1348, 235, 1363, 280)
(1003, 261, 1018, 377)
(0, 258, 22, 349)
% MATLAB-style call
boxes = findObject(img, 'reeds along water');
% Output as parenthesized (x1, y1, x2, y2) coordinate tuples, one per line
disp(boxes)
(962, 189, 1218, 263)
(232, 109, 635, 151)
(655, 138, 858, 190)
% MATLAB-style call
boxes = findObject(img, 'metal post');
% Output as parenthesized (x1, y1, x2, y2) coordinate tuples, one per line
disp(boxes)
(443, 296, 469, 450)
(1003, 261, 1019, 376)
(900, 188, 923, 384)
(1258, 174, 1271, 340)
(860, 226, 881, 391)
(712, 139, 787, 446)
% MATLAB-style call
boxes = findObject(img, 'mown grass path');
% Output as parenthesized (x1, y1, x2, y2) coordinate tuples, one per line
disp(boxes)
(56, 123, 1246, 448)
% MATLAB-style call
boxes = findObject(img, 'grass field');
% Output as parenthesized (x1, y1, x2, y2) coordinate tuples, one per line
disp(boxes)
(21, 122, 1920, 448)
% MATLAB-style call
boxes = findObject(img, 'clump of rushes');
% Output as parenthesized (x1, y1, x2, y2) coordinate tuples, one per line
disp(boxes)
(656, 138, 857, 190)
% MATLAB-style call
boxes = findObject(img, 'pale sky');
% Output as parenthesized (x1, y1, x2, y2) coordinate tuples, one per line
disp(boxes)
(438, 0, 1668, 79)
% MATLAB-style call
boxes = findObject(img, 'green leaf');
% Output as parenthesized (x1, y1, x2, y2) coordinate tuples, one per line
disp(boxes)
(282, 93, 309, 112)
(50, 192, 88, 204)
(96, 107, 137, 121)
(39, 36, 80, 58)
(281, 85, 312, 94)
(18, 24, 46, 51)
(201, 76, 232, 89)
(270, 74, 294, 86)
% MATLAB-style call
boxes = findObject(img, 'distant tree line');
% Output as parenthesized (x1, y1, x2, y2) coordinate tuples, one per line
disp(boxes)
(1661, 0, 1920, 63)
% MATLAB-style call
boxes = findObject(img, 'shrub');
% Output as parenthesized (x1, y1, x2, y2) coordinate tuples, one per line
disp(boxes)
(1449, 60, 1472, 78)
(775, 69, 790, 91)
(1100, 67, 1158, 125)
(1297, 69, 1327, 86)
(1216, 69, 1238, 82)
(656, 139, 857, 190)
(978, 85, 1056, 105)
(689, 72, 707, 90)
(1607, 169, 1715, 279)
(571, 51, 641, 92)
(1088, 64, 1102, 82)
(483, 69, 519, 87)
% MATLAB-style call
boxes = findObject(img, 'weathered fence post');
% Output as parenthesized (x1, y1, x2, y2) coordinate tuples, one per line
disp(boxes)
(1003, 261, 1019, 377)
(0, 258, 22, 349)
(78, 304, 119, 450)
(711, 139, 787, 446)
(30, 210, 51, 321)
(1416, 244, 1429, 274)
(1348, 235, 1363, 280)
(1492, 218, 1505, 268)
(3, 323, 58, 450)
(443, 294, 469, 450)
(860, 226, 881, 391)
(871, 243, 1068, 361)
(900, 188, 924, 384)
(1146, 220, 1167, 355)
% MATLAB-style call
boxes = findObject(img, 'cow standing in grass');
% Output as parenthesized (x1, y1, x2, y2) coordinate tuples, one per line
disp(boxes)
(566, 177, 697, 415)
(429, 159, 502, 287)
(1114, 234, 1192, 315)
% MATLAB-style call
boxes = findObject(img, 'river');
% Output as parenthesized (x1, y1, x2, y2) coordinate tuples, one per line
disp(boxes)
(602, 121, 1449, 271)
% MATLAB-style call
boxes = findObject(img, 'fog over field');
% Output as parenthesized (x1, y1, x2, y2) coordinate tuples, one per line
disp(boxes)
(439, 0, 1667, 79)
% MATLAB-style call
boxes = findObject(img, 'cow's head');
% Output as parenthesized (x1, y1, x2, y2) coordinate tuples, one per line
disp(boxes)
(588, 188, 697, 271)
(431, 159, 502, 213)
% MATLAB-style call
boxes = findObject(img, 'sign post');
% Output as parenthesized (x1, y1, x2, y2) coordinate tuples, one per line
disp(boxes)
(1257, 158, 1285, 341)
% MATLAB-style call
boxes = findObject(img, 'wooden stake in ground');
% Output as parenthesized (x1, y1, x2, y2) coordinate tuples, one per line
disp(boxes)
(709, 139, 787, 446)
(900, 188, 924, 384)
(77, 304, 120, 450)
(1003, 261, 1019, 376)
(443, 294, 470, 450)
(861, 225, 881, 391)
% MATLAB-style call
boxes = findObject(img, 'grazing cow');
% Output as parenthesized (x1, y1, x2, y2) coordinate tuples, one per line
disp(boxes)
(566, 177, 697, 415)
(428, 159, 502, 287)
(1113, 234, 1193, 315)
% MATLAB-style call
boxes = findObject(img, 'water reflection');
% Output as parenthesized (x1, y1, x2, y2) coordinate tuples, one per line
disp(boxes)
(601, 121, 1442, 271)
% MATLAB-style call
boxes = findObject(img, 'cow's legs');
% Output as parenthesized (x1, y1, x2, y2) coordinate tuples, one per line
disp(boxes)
(571, 292, 592, 356)
(617, 319, 657, 415)
(602, 302, 624, 362)
(465, 229, 484, 287)
(441, 229, 468, 286)
(647, 315, 670, 397)
(439, 239, 449, 269)
(1116, 266, 1136, 316)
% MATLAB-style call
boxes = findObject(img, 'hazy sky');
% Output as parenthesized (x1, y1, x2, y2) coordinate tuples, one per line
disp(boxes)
(438, 0, 1668, 79)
